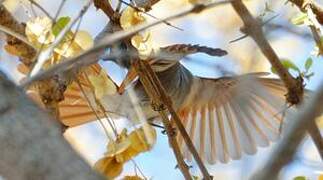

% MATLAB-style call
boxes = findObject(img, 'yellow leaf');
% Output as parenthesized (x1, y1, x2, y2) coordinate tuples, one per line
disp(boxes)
(128, 125, 156, 153)
(106, 130, 131, 158)
(25, 16, 55, 46)
(87, 69, 117, 99)
(54, 39, 82, 58)
(318, 174, 323, 180)
(94, 157, 123, 178)
(74, 30, 94, 50)
(120, 7, 146, 30)
(131, 32, 153, 60)
(4, 44, 21, 56)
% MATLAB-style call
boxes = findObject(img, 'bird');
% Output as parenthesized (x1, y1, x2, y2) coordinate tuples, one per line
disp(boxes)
(57, 43, 292, 164)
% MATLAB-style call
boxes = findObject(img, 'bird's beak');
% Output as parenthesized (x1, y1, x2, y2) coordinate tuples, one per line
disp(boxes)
(118, 66, 138, 94)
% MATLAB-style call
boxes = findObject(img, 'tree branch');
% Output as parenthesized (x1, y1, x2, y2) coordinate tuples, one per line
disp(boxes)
(0, 72, 103, 180)
(134, 60, 193, 180)
(289, 0, 323, 55)
(134, 60, 212, 180)
(230, 0, 323, 176)
(290, 0, 323, 24)
(94, 0, 116, 20)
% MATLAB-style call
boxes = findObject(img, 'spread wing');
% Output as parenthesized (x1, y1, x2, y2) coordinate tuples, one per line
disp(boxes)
(176, 72, 291, 164)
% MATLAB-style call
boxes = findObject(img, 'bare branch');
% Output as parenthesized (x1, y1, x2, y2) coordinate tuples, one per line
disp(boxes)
(134, 60, 193, 180)
(0, 24, 36, 49)
(230, 0, 323, 175)
(290, 0, 323, 24)
(135, 60, 213, 180)
(231, 0, 304, 105)
(94, 0, 116, 20)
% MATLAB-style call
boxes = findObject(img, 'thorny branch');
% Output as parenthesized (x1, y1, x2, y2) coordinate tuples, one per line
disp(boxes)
(230, 0, 323, 175)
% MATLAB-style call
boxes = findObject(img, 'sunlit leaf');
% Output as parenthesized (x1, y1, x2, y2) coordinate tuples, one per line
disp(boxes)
(305, 57, 313, 71)
(74, 30, 94, 50)
(293, 176, 306, 180)
(94, 157, 123, 178)
(95, 126, 156, 179)
(52, 16, 71, 36)
(88, 69, 117, 99)
(291, 13, 308, 26)
(120, 7, 145, 30)
(131, 32, 153, 59)
(128, 125, 156, 152)
(271, 59, 300, 74)
(25, 16, 55, 45)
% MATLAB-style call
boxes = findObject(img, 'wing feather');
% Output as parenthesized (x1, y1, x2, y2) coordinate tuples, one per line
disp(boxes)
(177, 73, 291, 164)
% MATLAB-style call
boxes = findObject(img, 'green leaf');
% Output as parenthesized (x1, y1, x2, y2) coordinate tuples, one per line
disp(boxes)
(305, 72, 315, 80)
(52, 16, 71, 36)
(281, 59, 300, 72)
(291, 13, 308, 25)
(305, 57, 313, 71)
(271, 66, 278, 74)
(293, 176, 306, 180)
(271, 59, 300, 74)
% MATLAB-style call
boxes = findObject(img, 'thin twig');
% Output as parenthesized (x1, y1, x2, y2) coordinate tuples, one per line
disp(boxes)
(289, 0, 323, 24)
(29, 0, 93, 77)
(134, 60, 193, 180)
(119, 0, 183, 31)
(0, 24, 36, 49)
(139, 61, 212, 180)
(230, 0, 323, 175)
(28, 0, 54, 20)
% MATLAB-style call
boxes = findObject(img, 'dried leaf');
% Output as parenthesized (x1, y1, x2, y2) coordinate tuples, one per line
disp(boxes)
(4, 45, 21, 56)
(88, 69, 117, 99)
(120, 7, 145, 30)
(25, 16, 55, 45)
(74, 30, 94, 50)
(131, 32, 153, 60)
(17, 64, 30, 74)
(94, 156, 123, 178)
